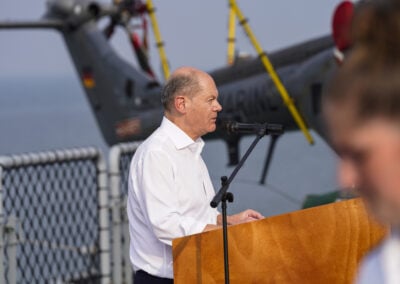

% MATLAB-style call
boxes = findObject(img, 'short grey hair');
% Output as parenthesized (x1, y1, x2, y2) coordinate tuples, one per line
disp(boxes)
(161, 74, 200, 111)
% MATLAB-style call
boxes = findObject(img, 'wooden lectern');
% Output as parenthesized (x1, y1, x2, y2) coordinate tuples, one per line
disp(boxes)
(173, 198, 387, 283)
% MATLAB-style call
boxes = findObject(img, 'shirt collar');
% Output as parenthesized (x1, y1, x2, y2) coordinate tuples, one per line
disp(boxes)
(161, 116, 205, 155)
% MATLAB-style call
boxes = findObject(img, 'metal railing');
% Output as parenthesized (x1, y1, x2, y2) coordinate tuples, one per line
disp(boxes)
(0, 143, 142, 283)
(109, 142, 140, 284)
(0, 147, 111, 284)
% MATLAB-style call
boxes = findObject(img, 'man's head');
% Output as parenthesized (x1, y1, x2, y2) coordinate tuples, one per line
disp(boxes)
(323, 0, 400, 227)
(161, 66, 222, 140)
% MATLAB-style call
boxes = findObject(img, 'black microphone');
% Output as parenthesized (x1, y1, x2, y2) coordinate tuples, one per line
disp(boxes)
(223, 121, 284, 135)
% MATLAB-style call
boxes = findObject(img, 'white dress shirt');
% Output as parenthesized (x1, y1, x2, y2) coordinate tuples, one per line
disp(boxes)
(127, 116, 220, 279)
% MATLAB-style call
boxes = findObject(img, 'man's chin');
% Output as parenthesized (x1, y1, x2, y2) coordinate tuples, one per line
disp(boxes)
(365, 197, 400, 226)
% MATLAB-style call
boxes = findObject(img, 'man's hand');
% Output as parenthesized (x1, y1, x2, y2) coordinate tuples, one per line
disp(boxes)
(217, 209, 264, 226)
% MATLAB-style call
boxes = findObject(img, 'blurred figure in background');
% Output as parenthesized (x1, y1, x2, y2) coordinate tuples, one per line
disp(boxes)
(323, 0, 400, 283)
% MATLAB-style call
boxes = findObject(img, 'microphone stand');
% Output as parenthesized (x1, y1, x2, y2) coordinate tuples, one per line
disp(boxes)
(210, 124, 283, 284)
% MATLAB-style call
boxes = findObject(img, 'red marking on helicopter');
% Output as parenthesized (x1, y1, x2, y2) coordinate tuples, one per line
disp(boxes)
(115, 118, 142, 138)
(82, 70, 95, 88)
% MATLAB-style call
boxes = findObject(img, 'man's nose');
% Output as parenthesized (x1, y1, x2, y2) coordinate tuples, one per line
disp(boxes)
(338, 158, 359, 190)
(215, 100, 222, 112)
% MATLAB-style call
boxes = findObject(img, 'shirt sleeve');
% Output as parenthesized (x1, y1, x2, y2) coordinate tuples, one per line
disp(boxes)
(137, 149, 214, 245)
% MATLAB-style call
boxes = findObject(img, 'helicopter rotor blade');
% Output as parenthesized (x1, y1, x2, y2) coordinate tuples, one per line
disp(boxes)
(102, 0, 145, 39)
(126, 25, 155, 78)
(103, 19, 117, 39)
(0, 20, 64, 30)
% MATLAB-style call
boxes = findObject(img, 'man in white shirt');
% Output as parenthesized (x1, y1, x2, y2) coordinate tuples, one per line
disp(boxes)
(127, 66, 264, 283)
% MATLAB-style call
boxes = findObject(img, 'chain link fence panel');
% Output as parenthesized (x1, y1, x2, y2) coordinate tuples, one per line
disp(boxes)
(0, 148, 110, 284)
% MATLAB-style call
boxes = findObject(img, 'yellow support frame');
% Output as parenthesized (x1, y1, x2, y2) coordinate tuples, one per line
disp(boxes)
(229, 0, 314, 144)
(227, 5, 236, 65)
(146, 0, 170, 80)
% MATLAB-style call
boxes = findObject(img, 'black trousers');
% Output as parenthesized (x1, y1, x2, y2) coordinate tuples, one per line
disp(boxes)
(134, 270, 173, 284)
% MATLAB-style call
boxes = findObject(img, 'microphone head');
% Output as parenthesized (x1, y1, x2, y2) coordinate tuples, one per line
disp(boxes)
(219, 121, 234, 134)
(221, 121, 284, 135)
(221, 121, 245, 134)
(222, 121, 261, 134)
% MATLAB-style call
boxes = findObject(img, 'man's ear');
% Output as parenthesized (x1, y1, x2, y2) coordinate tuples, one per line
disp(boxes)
(174, 96, 186, 114)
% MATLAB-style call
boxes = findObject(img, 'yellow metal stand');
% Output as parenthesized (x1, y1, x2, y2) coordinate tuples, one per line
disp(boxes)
(229, 0, 314, 144)
(227, 5, 236, 65)
(146, 0, 170, 80)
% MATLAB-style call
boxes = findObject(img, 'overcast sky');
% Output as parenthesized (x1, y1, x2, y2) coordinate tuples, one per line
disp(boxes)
(0, 0, 344, 80)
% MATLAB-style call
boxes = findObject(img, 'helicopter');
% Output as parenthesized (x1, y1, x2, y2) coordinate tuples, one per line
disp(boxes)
(0, 0, 354, 183)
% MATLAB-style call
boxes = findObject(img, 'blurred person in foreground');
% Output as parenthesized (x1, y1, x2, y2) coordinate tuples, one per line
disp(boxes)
(323, 0, 400, 283)
(127, 66, 263, 283)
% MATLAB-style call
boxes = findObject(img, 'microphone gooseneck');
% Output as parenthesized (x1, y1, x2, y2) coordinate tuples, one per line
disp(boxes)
(223, 121, 284, 135)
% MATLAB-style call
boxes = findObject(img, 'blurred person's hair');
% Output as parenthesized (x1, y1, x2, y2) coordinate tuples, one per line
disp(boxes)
(325, 0, 400, 122)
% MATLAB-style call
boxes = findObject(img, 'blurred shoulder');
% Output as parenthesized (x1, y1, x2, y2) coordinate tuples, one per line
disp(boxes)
(356, 242, 384, 284)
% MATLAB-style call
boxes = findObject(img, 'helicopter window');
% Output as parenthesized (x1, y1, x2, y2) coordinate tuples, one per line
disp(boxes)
(311, 83, 322, 115)
(146, 81, 160, 89)
(125, 79, 134, 98)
